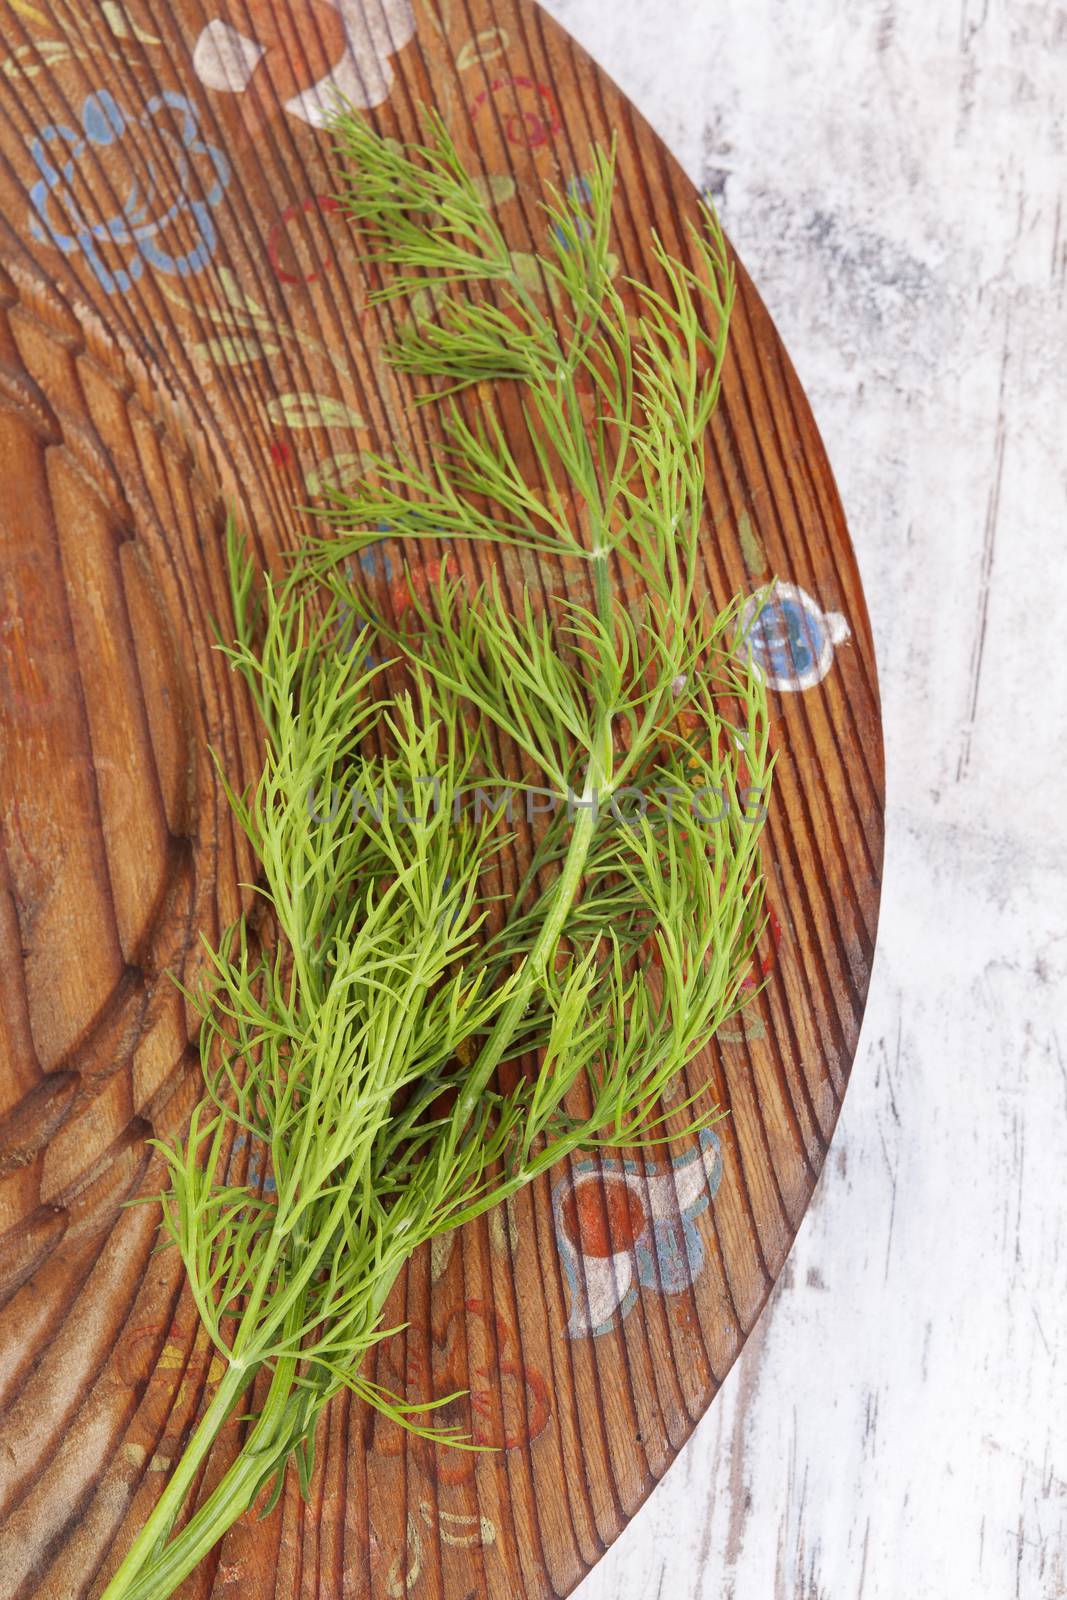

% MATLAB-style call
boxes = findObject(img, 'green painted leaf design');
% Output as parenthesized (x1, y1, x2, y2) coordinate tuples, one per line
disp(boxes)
(3, 30, 145, 79)
(510, 251, 563, 308)
(195, 334, 282, 367)
(472, 173, 517, 208)
(457, 27, 510, 71)
(408, 281, 454, 321)
(157, 278, 246, 330)
(217, 267, 267, 323)
(304, 451, 378, 497)
(267, 393, 366, 432)
(5, 0, 48, 26)
(4, 39, 74, 78)
(159, 271, 349, 374)
(102, 0, 162, 41)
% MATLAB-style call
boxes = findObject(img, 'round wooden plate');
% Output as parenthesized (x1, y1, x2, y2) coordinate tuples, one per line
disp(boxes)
(0, 3, 884, 1596)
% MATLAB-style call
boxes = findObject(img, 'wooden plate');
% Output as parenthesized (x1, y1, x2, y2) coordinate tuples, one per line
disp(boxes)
(0, 3, 884, 1596)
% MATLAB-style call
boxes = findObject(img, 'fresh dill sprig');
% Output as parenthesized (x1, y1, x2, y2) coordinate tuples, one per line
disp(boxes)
(102, 107, 774, 1600)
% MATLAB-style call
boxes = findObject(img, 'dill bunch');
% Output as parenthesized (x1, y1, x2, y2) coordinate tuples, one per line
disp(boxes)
(101, 109, 774, 1600)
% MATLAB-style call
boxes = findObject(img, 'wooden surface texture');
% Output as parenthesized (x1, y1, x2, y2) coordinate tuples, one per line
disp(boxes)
(0, 2, 883, 1596)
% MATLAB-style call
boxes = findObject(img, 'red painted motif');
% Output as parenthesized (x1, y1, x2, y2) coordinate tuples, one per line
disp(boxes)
(267, 193, 351, 284)
(559, 1176, 646, 1257)
(373, 1297, 550, 1482)
(392, 552, 451, 617)
(469, 75, 561, 148)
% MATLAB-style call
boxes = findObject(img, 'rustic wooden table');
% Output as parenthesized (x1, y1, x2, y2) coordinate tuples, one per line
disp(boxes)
(548, 2, 1067, 1597)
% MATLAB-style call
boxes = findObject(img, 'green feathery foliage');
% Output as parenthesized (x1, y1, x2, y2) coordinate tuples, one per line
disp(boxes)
(102, 106, 774, 1600)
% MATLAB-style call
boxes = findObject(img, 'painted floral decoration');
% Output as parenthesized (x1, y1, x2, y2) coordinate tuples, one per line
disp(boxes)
(192, 0, 416, 129)
(553, 1129, 724, 1337)
(28, 89, 230, 295)
(469, 73, 562, 148)
(741, 582, 850, 692)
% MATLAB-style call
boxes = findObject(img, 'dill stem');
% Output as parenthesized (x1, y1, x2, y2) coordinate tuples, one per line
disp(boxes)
(447, 543, 617, 1143)
(101, 1284, 320, 1600)
(104, 1199, 405, 1600)
(591, 545, 613, 630)
(98, 1358, 254, 1599)
(449, 788, 600, 1142)
(104, 1376, 292, 1600)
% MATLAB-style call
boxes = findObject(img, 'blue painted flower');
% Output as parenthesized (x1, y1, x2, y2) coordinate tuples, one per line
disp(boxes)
(28, 89, 230, 296)
(741, 582, 850, 693)
(550, 171, 594, 253)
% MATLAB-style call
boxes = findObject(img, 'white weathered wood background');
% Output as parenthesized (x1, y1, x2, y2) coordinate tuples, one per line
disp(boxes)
(537, 1, 1067, 1596)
